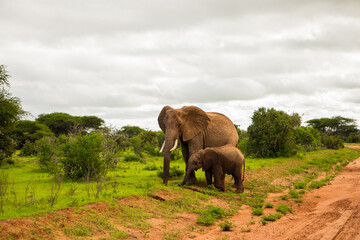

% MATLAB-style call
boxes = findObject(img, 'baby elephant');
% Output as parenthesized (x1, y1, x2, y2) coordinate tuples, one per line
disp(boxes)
(181, 145, 245, 193)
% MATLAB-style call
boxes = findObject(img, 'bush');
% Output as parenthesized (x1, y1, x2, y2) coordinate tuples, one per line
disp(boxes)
(251, 207, 263, 216)
(143, 164, 158, 171)
(262, 213, 283, 221)
(293, 181, 307, 189)
(197, 206, 226, 226)
(0, 134, 16, 165)
(124, 154, 141, 162)
(60, 132, 106, 181)
(20, 140, 37, 156)
(322, 136, 344, 150)
(276, 204, 293, 214)
(219, 220, 235, 231)
(247, 107, 301, 158)
(295, 126, 323, 152)
(157, 165, 184, 178)
(264, 202, 273, 208)
(36, 137, 58, 171)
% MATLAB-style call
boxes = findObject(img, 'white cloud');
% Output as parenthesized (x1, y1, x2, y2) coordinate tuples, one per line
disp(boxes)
(0, 0, 359, 130)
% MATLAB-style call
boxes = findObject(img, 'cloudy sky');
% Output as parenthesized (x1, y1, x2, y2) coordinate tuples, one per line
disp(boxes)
(1, 0, 360, 130)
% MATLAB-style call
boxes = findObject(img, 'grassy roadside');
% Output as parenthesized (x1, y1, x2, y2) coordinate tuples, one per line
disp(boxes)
(0, 147, 360, 238)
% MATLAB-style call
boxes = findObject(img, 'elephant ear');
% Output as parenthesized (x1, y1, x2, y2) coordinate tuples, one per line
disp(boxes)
(180, 106, 210, 142)
(202, 148, 219, 171)
(158, 106, 173, 132)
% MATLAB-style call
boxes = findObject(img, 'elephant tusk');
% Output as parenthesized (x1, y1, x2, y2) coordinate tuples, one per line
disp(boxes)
(170, 139, 178, 151)
(160, 141, 165, 153)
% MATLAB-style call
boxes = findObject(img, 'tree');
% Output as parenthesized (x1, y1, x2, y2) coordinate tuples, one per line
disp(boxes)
(11, 120, 54, 148)
(36, 113, 104, 136)
(0, 65, 26, 164)
(306, 116, 359, 142)
(247, 107, 301, 158)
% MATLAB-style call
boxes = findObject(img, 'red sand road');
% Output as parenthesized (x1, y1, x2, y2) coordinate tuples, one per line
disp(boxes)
(196, 145, 360, 240)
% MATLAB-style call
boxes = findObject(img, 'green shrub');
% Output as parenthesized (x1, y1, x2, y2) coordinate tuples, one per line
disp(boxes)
(276, 204, 293, 214)
(288, 190, 300, 199)
(36, 137, 58, 172)
(157, 165, 184, 178)
(295, 126, 323, 152)
(293, 181, 306, 189)
(262, 213, 283, 221)
(20, 140, 37, 156)
(219, 220, 235, 231)
(247, 107, 300, 158)
(0, 134, 16, 165)
(60, 132, 106, 181)
(264, 202, 273, 208)
(322, 136, 344, 150)
(251, 208, 263, 216)
(124, 154, 141, 162)
(143, 164, 158, 171)
(196, 206, 226, 226)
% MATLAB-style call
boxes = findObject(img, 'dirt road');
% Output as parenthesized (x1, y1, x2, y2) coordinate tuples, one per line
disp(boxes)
(198, 145, 360, 240)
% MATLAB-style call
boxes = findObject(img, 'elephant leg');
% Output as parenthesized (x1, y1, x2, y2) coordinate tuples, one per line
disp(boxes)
(205, 169, 213, 185)
(214, 173, 225, 192)
(181, 141, 197, 183)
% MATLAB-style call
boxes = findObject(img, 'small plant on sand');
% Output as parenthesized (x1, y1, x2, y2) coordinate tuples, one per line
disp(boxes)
(219, 220, 236, 231)
(251, 207, 263, 216)
(262, 213, 283, 222)
(276, 204, 293, 215)
(264, 202, 273, 208)
(196, 205, 226, 226)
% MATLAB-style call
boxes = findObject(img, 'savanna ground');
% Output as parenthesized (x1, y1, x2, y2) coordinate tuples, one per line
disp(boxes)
(1, 146, 360, 240)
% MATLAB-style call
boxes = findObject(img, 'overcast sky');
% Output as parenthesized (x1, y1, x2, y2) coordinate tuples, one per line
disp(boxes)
(1, 0, 360, 130)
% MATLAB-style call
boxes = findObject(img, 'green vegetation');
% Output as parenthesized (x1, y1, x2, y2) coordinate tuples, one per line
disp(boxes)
(219, 220, 236, 231)
(276, 204, 293, 215)
(196, 205, 226, 226)
(247, 107, 301, 157)
(251, 207, 263, 216)
(0, 65, 26, 165)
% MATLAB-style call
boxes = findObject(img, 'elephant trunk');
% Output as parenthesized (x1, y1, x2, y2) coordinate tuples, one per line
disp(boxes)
(162, 131, 179, 185)
(181, 167, 193, 185)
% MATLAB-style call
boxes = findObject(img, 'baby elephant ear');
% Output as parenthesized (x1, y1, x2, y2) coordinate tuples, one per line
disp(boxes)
(202, 148, 218, 171)
(158, 105, 173, 132)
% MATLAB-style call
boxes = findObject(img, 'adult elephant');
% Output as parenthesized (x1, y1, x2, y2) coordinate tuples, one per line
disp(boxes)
(158, 105, 238, 185)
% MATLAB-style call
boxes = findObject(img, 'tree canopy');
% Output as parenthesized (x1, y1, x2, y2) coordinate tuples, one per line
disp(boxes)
(306, 116, 359, 140)
(0, 65, 26, 164)
(36, 112, 104, 136)
(247, 107, 301, 158)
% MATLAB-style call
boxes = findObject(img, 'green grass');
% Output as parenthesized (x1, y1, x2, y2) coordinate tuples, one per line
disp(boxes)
(0, 147, 359, 222)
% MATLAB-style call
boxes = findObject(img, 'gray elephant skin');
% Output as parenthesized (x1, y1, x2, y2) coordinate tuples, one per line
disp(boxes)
(181, 145, 245, 193)
(158, 105, 238, 185)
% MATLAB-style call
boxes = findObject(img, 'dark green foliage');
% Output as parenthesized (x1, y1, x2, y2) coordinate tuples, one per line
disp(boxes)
(264, 202, 273, 208)
(0, 134, 16, 164)
(124, 154, 141, 162)
(219, 220, 235, 231)
(36, 137, 59, 172)
(12, 120, 54, 149)
(247, 107, 301, 158)
(294, 126, 323, 152)
(36, 113, 104, 136)
(276, 204, 293, 214)
(60, 132, 106, 181)
(0, 65, 26, 164)
(322, 136, 344, 150)
(20, 140, 37, 156)
(307, 116, 359, 143)
(157, 165, 184, 178)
